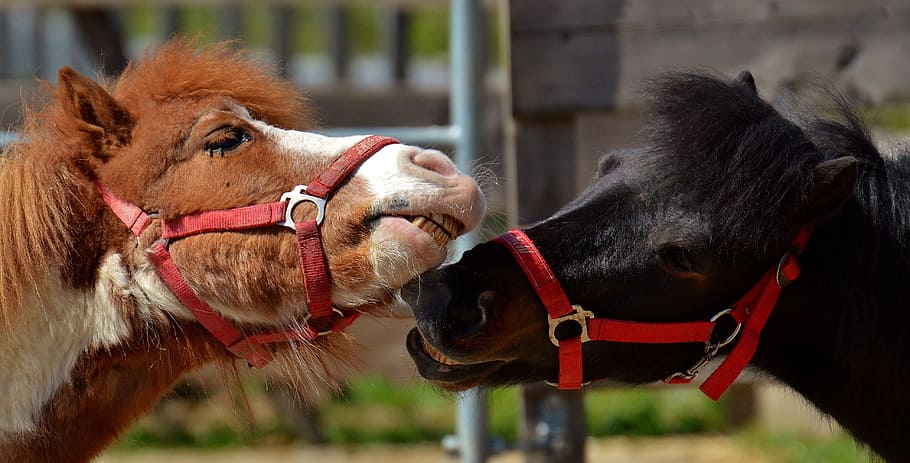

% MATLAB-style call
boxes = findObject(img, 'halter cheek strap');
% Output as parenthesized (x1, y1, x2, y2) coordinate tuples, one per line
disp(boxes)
(494, 226, 812, 400)
(99, 135, 399, 368)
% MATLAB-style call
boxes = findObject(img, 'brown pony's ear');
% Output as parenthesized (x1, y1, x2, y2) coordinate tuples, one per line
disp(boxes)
(57, 66, 133, 153)
(808, 156, 857, 221)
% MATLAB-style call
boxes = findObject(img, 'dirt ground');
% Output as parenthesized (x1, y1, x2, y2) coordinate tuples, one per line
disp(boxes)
(97, 436, 774, 463)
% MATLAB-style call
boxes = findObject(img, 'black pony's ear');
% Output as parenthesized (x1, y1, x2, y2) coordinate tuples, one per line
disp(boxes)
(807, 156, 857, 221)
(736, 70, 757, 94)
(58, 66, 133, 154)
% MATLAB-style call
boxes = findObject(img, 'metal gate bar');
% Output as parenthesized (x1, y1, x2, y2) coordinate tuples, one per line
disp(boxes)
(325, 1, 489, 462)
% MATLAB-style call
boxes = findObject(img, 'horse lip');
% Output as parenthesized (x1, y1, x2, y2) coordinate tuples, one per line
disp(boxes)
(406, 328, 503, 386)
(372, 192, 484, 238)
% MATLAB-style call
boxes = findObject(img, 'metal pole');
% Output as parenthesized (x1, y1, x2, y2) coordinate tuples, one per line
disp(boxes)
(0, 11, 7, 78)
(327, 6, 350, 82)
(386, 8, 410, 85)
(450, 1, 488, 462)
(273, 5, 294, 78)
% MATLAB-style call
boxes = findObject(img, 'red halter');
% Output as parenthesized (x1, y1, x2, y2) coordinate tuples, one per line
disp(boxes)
(493, 226, 812, 400)
(99, 135, 400, 368)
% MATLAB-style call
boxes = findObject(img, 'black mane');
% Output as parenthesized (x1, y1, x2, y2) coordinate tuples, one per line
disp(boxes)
(804, 100, 910, 380)
(644, 72, 827, 252)
(646, 72, 910, 456)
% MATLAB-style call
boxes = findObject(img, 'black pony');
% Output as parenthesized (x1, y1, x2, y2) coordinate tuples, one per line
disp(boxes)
(405, 71, 909, 460)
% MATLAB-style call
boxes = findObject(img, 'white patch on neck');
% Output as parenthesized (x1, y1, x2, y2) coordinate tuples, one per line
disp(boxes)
(0, 253, 159, 436)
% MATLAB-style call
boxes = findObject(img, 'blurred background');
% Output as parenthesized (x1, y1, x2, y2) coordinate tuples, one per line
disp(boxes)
(2, 1, 908, 462)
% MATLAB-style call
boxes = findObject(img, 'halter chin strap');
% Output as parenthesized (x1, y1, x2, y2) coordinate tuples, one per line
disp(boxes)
(99, 135, 400, 368)
(493, 226, 812, 400)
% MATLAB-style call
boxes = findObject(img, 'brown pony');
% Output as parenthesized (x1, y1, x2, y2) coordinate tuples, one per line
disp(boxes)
(0, 41, 484, 462)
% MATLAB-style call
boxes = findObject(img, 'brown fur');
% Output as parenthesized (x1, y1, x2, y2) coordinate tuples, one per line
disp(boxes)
(0, 41, 384, 462)
(3, 323, 221, 461)
(0, 42, 314, 325)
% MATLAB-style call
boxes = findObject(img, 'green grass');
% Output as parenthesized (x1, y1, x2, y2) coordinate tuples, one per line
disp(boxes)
(585, 388, 726, 436)
(116, 377, 726, 449)
(123, 5, 455, 58)
(321, 379, 727, 444)
(292, 8, 326, 54)
(740, 431, 876, 463)
(864, 104, 910, 132)
(322, 377, 455, 443)
(409, 7, 450, 58)
(114, 375, 873, 463)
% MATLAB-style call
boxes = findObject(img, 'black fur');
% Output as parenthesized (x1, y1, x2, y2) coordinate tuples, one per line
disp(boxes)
(407, 71, 907, 461)
(640, 74, 907, 459)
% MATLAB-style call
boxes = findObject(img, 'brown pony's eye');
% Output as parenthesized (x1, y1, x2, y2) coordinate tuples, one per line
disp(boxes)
(203, 127, 252, 157)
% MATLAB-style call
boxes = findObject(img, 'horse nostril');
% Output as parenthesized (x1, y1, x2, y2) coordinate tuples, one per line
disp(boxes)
(446, 303, 485, 337)
(406, 266, 490, 344)
(411, 150, 458, 177)
(446, 289, 492, 339)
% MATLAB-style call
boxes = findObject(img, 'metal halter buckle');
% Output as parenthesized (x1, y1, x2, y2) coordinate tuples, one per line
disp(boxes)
(278, 185, 327, 229)
(548, 304, 595, 347)
(665, 308, 743, 382)
(545, 379, 592, 388)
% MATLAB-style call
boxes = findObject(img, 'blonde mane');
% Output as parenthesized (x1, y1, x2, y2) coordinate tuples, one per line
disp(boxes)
(0, 40, 315, 327)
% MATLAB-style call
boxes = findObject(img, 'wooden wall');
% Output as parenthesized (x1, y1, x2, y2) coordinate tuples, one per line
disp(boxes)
(512, 0, 910, 117)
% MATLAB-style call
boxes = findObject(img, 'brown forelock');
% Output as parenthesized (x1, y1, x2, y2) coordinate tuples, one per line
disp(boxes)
(114, 40, 313, 132)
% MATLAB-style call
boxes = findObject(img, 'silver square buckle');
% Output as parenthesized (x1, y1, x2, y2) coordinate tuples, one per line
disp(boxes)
(547, 304, 594, 347)
(278, 185, 327, 229)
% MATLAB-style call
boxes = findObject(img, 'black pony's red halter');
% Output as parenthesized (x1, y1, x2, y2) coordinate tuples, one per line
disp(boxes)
(493, 226, 812, 400)
(99, 135, 399, 368)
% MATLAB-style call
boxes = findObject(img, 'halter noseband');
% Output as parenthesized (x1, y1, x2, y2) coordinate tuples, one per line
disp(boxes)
(99, 135, 400, 368)
(493, 226, 812, 400)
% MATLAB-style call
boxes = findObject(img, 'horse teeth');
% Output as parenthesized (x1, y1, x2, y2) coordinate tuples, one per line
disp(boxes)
(428, 213, 445, 225)
(422, 341, 463, 366)
(411, 215, 452, 249)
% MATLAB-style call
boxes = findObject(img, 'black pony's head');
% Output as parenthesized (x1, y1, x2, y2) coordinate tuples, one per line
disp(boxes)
(405, 71, 858, 389)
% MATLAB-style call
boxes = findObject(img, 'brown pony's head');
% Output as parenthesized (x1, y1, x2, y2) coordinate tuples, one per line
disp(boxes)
(0, 41, 484, 460)
(83, 43, 483, 324)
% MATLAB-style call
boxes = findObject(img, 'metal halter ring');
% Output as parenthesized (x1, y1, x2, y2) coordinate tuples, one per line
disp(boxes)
(708, 308, 742, 351)
(548, 304, 595, 347)
(664, 308, 743, 383)
(775, 244, 804, 287)
(278, 185, 327, 229)
(314, 308, 348, 336)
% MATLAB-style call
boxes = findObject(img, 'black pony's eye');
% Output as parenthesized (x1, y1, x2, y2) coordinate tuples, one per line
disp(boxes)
(204, 127, 252, 157)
